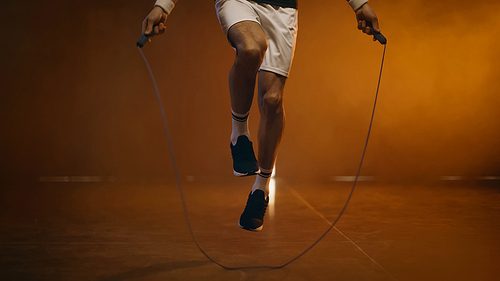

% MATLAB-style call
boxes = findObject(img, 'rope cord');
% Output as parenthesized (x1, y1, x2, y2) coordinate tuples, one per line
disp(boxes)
(138, 43, 386, 270)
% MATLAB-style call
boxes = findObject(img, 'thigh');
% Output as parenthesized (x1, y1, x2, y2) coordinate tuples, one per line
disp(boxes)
(228, 21, 268, 52)
(215, 0, 267, 49)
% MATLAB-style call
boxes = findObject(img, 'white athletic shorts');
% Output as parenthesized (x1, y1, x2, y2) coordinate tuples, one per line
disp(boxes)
(215, 0, 298, 77)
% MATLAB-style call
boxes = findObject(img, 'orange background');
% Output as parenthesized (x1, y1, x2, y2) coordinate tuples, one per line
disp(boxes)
(1, 0, 499, 184)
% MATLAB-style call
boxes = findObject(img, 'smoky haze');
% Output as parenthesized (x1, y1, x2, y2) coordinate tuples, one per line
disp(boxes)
(1, 0, 499, 184)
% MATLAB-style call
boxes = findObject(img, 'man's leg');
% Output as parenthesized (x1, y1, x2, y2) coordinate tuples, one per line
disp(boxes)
(251, 71, 286, 196)
(227, 21, 267, 117)
(257, 71, 286, 172)
(238, 70, 286, 232)
(228, 21, 268, 176)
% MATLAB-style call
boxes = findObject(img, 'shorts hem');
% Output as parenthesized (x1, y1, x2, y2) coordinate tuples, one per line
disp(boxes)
(259, 66, 289, 78)
(225, 19, 260, 48)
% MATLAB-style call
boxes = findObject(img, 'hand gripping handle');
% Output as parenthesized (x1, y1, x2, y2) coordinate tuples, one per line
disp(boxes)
(367, 21, 387, 45)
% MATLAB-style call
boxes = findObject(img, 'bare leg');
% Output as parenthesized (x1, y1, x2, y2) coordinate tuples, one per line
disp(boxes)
(237, 62, 287, 232)
(257, 71, 287, 170)
(227, 21, 267, 176)
(227, 21, 268, 115)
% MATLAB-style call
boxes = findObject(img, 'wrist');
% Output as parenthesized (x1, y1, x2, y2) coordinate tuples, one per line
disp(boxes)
(348, 0, 368, 12)
(155, 0, 175, 15)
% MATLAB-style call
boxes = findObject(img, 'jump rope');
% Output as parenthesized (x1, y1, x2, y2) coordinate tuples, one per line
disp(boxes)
(137, 21, 386, 270)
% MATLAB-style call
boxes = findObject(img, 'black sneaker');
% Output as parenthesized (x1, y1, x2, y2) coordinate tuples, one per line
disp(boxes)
(230, 135, 259, 176)
(238, 190, 269, 232)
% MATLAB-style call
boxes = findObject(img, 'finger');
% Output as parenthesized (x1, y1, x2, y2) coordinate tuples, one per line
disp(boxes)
(361, 20, 367, 33)
(147, 25, 158, 38)
(142, 18, 147, 35)
(159, 23, 166, 35)
(371, 18, 381, 34)
(357, 20, 363, 30)
(366, 26, 372, 35)
(145, 18, 155, 35)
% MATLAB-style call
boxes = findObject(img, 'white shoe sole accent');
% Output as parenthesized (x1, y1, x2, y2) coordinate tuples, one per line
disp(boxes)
(233, 169, 260, 177)
(238, 221, 263, 232)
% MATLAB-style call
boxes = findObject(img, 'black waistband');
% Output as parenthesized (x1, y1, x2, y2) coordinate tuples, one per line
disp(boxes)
(250, 0, 297, 9)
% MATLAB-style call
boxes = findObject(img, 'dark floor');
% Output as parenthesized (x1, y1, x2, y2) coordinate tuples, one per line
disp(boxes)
(1, 180, 499, 280)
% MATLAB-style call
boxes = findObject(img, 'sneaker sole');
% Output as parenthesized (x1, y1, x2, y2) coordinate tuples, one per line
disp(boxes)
(233, 169, 260, 177)
(238, 221, 263, 232)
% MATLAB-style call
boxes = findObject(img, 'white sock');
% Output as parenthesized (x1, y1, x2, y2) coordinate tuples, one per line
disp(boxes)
(252, 168, 272, 198)
(231, 110, 251, 145)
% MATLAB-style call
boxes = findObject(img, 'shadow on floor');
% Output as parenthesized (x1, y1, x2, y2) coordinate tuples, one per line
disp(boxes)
(99, 260, 212, 281)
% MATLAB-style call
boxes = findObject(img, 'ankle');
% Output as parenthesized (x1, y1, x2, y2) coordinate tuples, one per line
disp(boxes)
(231, 110, 250, 145)
(252, 168, 272, 198)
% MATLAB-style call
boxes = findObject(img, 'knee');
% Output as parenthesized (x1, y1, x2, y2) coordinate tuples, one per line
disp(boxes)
(259, 91, 284, 115)
(236, 41, 267, 66)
